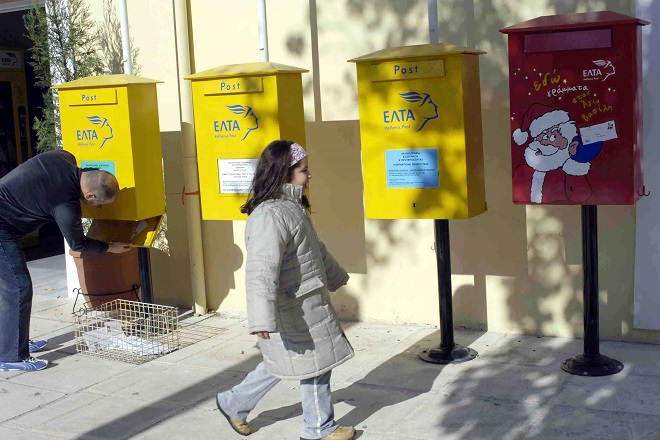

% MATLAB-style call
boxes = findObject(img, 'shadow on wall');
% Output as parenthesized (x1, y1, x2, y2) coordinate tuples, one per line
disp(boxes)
(307, 120, 367, 275)
(156, 105, 284, 311)
(291, 0, 639, 338)
(203, 221, 244, 311)
(151, 130, 195, 308)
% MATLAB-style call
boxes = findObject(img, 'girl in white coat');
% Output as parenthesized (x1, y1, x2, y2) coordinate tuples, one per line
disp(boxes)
(216, 140, 355, 440)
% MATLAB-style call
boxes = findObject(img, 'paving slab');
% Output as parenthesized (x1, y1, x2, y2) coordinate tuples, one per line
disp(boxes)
(4, 392, 103, 430)
(85, 361, 246, 407)
(152, 329, 235, 364)
(30, 301, 77, 323)
(524, 404, 660, 439)
(331, 383, 431, 436)
(339, 343, 467, 394)
(599, 339, 660, 378)
(28, 326, 78, 356)
(549, 373, 660, 416)
(132, 404, 242, 440)
(28, 316, 74, 339)
(18, 394, 179, 440)
(8, 354, 135, 394)
(172, 337, 267, 373)
(0, 428, 59, 440)
(27, 255, 68, 299)
(446, 359, 568, 405)
(393, 392, 534, 440)
(474, 333, 584, 368)
(0, 381, 65, 423)
(31, 296, 71, 313)
(0, 426, 23, 440)
(205, 315, 256, 342)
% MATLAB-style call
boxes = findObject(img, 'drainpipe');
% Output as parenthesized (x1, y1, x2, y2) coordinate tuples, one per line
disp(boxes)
(427, 0, 439, 44)
(257, 0, 269, 61)
(118, 0, 132, 75)
(118, 0, 154, 303)
(173, 0, 207, 315)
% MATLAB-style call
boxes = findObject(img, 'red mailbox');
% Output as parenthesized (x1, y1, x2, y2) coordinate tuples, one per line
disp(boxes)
(500, 12, 649, 205)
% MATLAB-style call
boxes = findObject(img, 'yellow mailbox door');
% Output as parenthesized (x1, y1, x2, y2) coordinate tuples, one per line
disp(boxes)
(185, 62, 308, 220)
(349, 43, 486, 219)
(54, 75, 166, 246)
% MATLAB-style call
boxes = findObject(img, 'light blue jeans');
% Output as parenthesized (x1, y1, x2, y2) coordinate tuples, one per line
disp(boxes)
(217, 361, 338, 439)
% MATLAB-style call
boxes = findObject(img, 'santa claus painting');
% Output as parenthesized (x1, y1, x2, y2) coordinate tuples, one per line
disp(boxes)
(512, 103, 604, 204)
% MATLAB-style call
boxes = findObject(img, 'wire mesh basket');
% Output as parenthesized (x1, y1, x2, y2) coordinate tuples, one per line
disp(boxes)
(74, 299, 181, 364)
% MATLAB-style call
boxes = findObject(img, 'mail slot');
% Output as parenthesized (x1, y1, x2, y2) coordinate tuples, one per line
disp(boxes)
(501, 11, 649, 205)
(185, 62, 308, 220)
(349, 43, 486, 219)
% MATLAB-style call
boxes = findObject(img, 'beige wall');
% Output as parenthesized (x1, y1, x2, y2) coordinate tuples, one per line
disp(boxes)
(95, 0, 660, 342)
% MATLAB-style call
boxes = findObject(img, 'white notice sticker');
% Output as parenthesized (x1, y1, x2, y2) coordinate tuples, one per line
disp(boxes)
(219, 159, 259, 194)
(579, 120, 618, 145)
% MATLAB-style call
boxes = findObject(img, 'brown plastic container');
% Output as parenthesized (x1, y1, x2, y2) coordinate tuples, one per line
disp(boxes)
(69, 248, 140, 308)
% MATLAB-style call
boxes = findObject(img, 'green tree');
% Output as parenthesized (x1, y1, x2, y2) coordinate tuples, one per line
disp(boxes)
(24, 0, 140, 152)
(24, 0, 103, 152)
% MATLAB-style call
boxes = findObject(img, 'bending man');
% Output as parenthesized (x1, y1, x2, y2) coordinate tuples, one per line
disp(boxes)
(0, 150, 131, 371)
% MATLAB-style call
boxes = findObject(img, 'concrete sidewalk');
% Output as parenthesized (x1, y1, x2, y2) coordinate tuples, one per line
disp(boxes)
(2, 258, 660, 439)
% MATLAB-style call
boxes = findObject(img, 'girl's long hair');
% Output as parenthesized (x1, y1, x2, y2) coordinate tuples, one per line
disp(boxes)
(240, 139, 311, 215)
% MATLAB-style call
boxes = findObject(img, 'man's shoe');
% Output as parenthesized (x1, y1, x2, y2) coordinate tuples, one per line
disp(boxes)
(301, 426, 356, 440)
(29, 339, 48, 353)
(216, 394, 252, 436)
(0, 357, 49, 371)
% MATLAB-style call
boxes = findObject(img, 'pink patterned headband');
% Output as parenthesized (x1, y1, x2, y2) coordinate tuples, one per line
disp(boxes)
(289, 143, 307, 167)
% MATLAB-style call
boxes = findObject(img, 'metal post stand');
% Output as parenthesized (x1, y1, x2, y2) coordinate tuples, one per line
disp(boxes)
(419, 219, 478, 364)
(561, 205, 623, 376)
(138, 248, 153, 304)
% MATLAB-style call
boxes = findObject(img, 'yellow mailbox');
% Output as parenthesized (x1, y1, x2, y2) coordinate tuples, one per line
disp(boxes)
(349, 43, 486, 219)
(185, 62, 308, 220)
(54, 75, 165, 246)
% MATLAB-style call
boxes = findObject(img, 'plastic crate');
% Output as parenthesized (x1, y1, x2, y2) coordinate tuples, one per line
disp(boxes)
(74, 299, 180, 364)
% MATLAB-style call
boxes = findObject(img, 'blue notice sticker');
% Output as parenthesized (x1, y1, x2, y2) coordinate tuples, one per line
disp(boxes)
(385, 149, 439, 188)
(80, 160, 116, 177)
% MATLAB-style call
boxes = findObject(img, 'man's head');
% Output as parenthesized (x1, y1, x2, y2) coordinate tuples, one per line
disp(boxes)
(80, 170, 119, 206)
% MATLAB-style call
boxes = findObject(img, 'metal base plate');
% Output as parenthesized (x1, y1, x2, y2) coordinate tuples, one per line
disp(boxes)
(561, 354, 624, 376)
(419, 344, 478, 364)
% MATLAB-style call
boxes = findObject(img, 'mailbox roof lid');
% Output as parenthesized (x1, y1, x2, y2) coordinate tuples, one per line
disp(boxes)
(185, 62, 309, 80)
(500, 11, 649, 34)
(52, 74, 162, 89)
(348, 43, 485, 63)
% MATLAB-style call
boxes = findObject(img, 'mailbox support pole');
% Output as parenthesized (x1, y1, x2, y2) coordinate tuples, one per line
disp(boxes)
(561, 205, 623, 376)
(418, 0, 477, 365)
(419, 220, 478, 364)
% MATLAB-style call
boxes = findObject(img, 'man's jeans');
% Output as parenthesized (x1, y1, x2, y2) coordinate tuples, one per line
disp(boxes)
(0, 229, 32, 362)
(217, 361, 338, 439)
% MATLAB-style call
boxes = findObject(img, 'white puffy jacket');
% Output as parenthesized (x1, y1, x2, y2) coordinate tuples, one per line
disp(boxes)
(245, 184, 354, 379)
